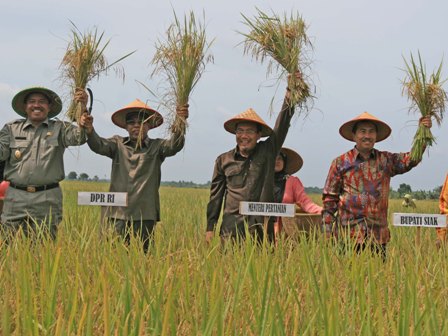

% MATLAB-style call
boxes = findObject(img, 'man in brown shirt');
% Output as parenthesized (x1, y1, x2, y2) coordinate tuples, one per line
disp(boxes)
(206, 85, 297, 243)
(80, 99, 188, 252)
(0, 87, 87, 239)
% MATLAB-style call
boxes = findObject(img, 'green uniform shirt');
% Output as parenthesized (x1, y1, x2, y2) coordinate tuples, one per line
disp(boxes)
(0, 118, 86, 224)
(87, 129, 185, 221)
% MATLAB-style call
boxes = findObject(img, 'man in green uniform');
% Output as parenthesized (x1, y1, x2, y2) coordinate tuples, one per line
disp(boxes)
(0, 87, 87, 239)
(80, 99, 188, 252)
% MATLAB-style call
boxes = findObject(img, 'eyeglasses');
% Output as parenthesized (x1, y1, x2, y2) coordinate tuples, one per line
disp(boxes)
(26, 99, 49, 106)
(126, 119, 145, 126)
(235, 128, 258, 135)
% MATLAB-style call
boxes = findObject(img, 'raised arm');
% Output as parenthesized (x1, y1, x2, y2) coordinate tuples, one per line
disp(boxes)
(160, 104, 189, 157)
(79, 113, 117, 158)
(271, 71, 302, 152)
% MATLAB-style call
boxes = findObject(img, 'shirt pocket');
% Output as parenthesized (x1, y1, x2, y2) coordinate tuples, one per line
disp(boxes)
(226, 166, 245, 188)
(9, 139, 31, 162)
(41, 137, 60, 159)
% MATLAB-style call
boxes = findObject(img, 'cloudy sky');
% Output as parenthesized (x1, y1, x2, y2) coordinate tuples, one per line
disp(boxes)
(1, 0, 447, 190)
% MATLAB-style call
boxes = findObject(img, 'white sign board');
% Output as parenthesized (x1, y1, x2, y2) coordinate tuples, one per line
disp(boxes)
(239, 202, 295, 217)
(393, 213, 447, 228)
(78, 192, 128, 206)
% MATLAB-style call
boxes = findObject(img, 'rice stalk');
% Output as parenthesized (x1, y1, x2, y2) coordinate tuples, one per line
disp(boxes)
(60, 21, 135, 121)
(240, 8, 314, 112)
(402, 52, 447, 161)
(151, 11, 213, 136)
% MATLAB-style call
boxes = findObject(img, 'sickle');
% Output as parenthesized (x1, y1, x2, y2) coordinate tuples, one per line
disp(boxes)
(87, 88, 93, 115)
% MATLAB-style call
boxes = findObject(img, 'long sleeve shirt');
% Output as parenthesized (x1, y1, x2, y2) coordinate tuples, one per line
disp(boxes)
(0, 118, 86, 185)
(283, 176, 322, 213)
(276, 175, 322, 232)
(322, 147, 419, 244)
(206, 98, 294, 233)
(87, 129, 184, 221)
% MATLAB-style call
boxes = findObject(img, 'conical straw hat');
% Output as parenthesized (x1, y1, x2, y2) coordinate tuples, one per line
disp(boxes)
(11, 87, 62, 118)
(339, 111, 391, 142)
(279, 147, 303, 175)
(112, 99, 163, 129)
(224, 108, 272, 137)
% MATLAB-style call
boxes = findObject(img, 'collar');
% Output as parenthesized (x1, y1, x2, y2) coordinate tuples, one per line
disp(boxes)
(353, 146, 376, 160)
(123, 136, 150, 147)
(232, 144, 259, 160)
(24, 118, 49, 129)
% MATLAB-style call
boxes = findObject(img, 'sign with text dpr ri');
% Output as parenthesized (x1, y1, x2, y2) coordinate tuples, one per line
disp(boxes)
(239, 202, 295, 217)
(78, 192, 128, 207)
(393, 213, 447, 228)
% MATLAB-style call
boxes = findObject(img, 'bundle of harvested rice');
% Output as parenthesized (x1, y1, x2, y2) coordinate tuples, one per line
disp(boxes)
(402, 52, 447, 161)
(60, 22, 135, 121)
(151, 11, 213, 135)
(240, 8, 313, 112)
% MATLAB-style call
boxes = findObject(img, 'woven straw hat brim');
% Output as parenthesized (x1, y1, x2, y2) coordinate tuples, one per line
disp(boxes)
(11, 87, 62, 118)
(111, 99, 163, 129)
(339, 112, 391, 142)
(224, 108, 272, 137)
(280, 147, 303, 175)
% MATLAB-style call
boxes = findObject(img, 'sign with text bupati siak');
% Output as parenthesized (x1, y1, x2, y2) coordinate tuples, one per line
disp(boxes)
(78, 192, 128, 206)
(239, 202, 295, 217)
(393, 213, 447, 228)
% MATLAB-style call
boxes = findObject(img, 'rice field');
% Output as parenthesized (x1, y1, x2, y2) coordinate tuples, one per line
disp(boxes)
(0, 180, 446, 335)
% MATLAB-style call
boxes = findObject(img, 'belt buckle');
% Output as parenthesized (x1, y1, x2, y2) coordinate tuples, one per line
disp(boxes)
(26, 186, 36, 193)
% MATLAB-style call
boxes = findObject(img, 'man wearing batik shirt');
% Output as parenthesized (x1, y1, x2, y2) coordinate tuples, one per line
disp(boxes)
(436, 173, 448, 247)
(322, 112, 432, 258)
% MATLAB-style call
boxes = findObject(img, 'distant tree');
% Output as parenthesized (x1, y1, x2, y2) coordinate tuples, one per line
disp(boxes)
(79, 173, 89, 181)
(93, 175, 99, 182)
(67, 171, 77, 180)
(397, 183, 412, 197)
(389, 187, 399, 199)
(413, 190, 427, 200)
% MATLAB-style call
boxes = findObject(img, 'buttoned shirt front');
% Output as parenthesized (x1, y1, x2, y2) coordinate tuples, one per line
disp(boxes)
(206, 98, 294, 234)
(0, 118, 86, 224)
(87, 130, 184, 221)
(0, 118, 86, 185)
(322, 146, 418, 244)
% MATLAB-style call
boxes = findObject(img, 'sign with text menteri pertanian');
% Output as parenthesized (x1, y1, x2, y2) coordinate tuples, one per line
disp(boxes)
(393, 213, 447, 228)
(239, 202, 295, 217)
(78, 192, 128, 207)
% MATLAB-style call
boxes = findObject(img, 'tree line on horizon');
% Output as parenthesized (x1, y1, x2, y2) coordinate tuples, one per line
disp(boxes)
(66, 172, 442, 200)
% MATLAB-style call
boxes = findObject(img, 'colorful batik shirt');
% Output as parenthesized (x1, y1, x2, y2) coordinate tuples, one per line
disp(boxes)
(322, 147, 418, 244)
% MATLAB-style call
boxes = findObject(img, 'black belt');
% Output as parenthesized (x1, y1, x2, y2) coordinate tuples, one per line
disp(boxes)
(9, 182, 60, 193)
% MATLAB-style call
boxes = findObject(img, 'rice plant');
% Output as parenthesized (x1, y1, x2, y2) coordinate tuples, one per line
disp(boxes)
(60, 21, 135, 121)
(240, 8, 314, 113)
(151, 11, 213, 136)
(402, 52, 447, 161)
(0, 182, 446, 334)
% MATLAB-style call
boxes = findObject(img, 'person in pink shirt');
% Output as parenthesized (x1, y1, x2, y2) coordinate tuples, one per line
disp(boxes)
(273, 147, 322, 238)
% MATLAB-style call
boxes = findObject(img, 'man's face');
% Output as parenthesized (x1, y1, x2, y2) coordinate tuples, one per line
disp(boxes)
(235, 122, 261, 156)
(353, 121, 377, 153)
(25, 93, 50, 124)
(126, 116, 150, 142)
